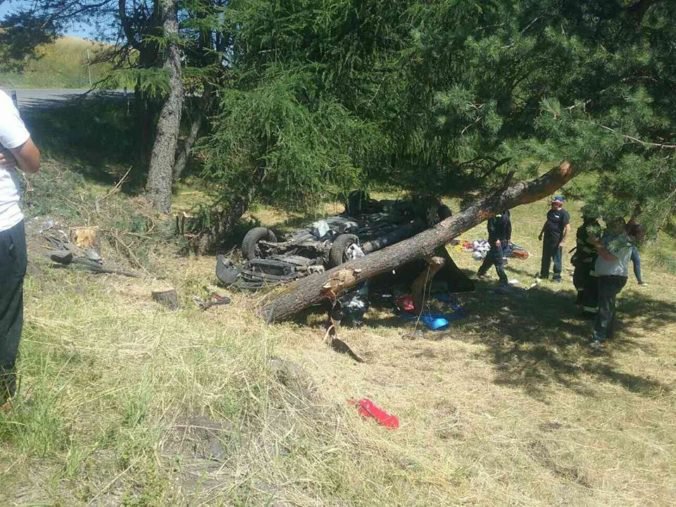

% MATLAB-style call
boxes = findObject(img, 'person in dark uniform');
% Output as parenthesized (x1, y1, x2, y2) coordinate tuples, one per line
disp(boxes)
(572, 214, 601, 313)
(477, 210, 511, 285)
(538, 196, 570, 282)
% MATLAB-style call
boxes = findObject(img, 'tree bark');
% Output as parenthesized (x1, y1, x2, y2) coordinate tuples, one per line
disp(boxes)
(173, 88, 214, 180)
(260, 161, 576, 323)
(146, 0, 184, 213)
(173, 112, 202, 180)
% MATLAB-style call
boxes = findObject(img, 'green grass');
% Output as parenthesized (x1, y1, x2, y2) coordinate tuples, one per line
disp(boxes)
(0, 37, 113, 89)
(0, 159, 674, 504)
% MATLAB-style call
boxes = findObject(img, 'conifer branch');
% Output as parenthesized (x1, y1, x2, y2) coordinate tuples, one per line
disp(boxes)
(598, 125, 676, 150)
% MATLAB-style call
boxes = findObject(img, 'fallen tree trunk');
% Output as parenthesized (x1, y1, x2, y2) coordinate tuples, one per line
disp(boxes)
(260, 161, 575, 322)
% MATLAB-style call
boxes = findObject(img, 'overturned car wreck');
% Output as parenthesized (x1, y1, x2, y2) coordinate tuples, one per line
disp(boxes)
(216, 192, 455, 290)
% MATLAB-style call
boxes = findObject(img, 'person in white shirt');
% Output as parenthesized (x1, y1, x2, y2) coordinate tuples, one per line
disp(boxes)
(0, 90, 40, 407)
(588, 217, 633, 350)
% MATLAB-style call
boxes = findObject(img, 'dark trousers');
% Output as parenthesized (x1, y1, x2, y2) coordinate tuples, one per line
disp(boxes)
(573, 260, 598, 311)
(630, 246, 642, 283)
(582, 273, 599, 312)
(540, 237, 562, 279)
(478, 243, 508, 285)
(0, 221, 27, 402)
(592, 275, 627, 342)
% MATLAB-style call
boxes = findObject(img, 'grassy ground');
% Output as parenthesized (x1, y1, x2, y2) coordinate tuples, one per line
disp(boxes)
(0, 37, 112, 89)
(0, 158, 673, 505)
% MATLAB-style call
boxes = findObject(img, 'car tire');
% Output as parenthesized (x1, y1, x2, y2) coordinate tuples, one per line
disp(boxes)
(242, 227, 277, 260)
(329, 234, 360, 267)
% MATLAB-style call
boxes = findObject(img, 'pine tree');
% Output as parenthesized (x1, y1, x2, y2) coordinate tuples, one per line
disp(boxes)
(201, 0, 675, 236)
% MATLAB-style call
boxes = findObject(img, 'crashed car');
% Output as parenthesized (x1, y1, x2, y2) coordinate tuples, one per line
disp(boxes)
(217, 191, 452, 290)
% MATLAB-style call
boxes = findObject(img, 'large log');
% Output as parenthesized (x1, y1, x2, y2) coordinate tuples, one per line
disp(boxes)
(261, 161, 575, 322)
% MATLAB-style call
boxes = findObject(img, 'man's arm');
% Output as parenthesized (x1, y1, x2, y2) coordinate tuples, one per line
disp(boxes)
(558, 211, 570, 246)
(538, 223, 546, 240)
(589, 237, 617, 262)
(4, 138, 40, 174)
(559, 223, 570, 246)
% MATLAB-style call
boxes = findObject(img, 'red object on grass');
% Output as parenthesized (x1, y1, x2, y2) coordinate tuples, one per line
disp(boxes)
(354, 398, 400, 429)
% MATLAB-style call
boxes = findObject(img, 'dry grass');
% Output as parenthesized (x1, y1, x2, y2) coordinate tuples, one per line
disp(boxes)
(1, 179, 674, 505)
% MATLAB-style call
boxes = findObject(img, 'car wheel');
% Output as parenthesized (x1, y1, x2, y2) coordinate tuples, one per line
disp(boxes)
(329, 234, 360, 267)
(242, 227, 277, 260)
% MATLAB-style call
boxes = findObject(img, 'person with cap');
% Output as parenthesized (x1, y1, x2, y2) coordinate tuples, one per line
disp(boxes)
(477, 210, 511, 286)
(538, 196, 570, 282)
(588, 217, 634, 350)
(0, 90, 41, 408)
(572, 214, 601, 314)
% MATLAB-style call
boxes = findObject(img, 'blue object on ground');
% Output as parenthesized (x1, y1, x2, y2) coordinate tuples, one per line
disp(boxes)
(421, 315, 450, 330)
(400, 310, 467, 330)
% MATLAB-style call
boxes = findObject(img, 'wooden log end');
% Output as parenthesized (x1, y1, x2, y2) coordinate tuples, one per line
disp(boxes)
(152, 288, 179, 310)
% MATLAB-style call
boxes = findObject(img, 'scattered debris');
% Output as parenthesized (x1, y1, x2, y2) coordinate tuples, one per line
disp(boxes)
(42, 226, 139, 277)
(323, 301, 365, 362)
(461, 239, 530, 260)
(396, 292, 467, 331)
(336, 285, 369, 327)
(192, 293, 231, 310)
(216, 191, 452, 290)
(48, 248, 138, 277)
(351, 398, 399, 429)
(395, 294, 416, 313)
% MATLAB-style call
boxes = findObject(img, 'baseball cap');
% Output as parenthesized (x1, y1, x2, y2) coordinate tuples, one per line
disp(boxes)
(551, 195, 565, 203)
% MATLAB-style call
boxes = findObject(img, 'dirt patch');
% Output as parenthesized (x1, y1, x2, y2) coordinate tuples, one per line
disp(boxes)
(161, 415, 236, 497)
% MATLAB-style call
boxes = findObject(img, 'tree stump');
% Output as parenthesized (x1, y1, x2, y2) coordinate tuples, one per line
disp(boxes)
(70, 226, 99, 249)
(152, 289, 179, 310)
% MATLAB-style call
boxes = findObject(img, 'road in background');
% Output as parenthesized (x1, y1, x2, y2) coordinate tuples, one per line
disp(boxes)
(0, 88, 125, 109)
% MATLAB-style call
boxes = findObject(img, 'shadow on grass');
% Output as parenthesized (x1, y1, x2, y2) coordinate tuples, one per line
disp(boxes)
(361, 279, 673, 400)
(21, 93, 139, 187)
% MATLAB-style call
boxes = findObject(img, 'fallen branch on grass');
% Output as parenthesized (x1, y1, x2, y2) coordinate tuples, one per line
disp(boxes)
(49, 250, 140, 277)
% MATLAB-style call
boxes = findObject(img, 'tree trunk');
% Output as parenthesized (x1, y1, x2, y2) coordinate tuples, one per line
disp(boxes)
(146, 0, 184, 213)
(173, 112, 202, 180)
(173, 90, 213, 180)
(260, 161, 576, 322)
(135, 86, 157, 173)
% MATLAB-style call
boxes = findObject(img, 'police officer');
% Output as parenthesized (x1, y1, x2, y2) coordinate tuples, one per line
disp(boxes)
(572, 214, 600, 313)
(538, 196, 570, 282)
(477, 210, 511, 285)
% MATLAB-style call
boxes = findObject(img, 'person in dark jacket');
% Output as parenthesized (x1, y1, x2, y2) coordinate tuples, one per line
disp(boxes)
(477, 210, 511, 285)
(538, 196, 570, 282)
(572, 215, 601, 313)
